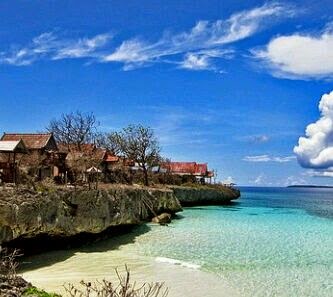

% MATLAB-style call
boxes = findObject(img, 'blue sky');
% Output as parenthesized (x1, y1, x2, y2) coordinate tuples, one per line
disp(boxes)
(1, 0, 333, 186)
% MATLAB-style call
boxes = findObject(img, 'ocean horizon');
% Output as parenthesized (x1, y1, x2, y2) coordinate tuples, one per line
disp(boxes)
(22, 187, 333, 297)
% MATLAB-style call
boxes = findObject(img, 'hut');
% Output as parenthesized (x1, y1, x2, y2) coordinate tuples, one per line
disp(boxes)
(0, 140, 27, 183)
(1, 133, 61, 179)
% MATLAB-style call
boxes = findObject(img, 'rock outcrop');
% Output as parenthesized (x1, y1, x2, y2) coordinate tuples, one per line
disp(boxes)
(0, 184, 240, 250)
(170, 185, 240, 206)
(0, 275, 32, 297)
(0, 185, 182, 246)
(151, 213, 172, 225)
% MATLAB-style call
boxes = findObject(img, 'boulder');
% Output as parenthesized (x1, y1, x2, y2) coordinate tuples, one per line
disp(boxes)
(152, 213, 172, 225)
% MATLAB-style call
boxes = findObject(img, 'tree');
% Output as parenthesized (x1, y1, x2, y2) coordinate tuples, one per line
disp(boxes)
(95, 132, 121, 155)
(46, 111, 98, 150)
(109, 125, 161, 186)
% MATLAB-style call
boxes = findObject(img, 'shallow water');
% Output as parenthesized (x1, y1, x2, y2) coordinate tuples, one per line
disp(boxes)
(22, 187, 333, 297)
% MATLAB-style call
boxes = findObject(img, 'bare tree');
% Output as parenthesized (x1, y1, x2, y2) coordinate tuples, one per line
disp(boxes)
(109, 125, 161, 186)
(64, 266, 168, 297)
(47, 111, 98, 150)
(95, 132, 121, 155)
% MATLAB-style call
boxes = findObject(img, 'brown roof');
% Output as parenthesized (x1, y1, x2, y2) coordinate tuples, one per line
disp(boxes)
(1, 133, 55, 150)
(58, 143, 108, 161)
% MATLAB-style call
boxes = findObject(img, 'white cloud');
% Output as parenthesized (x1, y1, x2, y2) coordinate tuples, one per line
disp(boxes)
(179, 49, 233, 71)
(294, 91, 333, 175)
(0, 32, 112, 66)
(0, 2, 294, 70)
(284, 175, 307, 186)
(253, 25, 333, 79)
(243, 154, 295, 162)
(242, 134, 270, 143)
(253, 174, 264, 185)
(222, 176, 235, 184)
(102, 2, 293, 70)
(53, 34, 111, 60)
(304, 170, 333, 177)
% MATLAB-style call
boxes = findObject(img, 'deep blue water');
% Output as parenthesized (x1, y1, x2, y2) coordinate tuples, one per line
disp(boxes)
(238, 186, 333, 220)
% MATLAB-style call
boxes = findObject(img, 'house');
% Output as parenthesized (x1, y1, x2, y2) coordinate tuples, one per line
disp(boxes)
(0, 139, 27, 183)
(57, 143, 123, 182)
(160, 161, 214, 182)
(0, 133, 61, 180)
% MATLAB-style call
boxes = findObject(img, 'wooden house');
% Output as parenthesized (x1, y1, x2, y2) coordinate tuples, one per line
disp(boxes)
(0, 140, 27, 183)
(0, 133, 62, 180)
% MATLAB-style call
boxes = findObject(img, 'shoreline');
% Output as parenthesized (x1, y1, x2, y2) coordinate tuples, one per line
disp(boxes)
(0, 184, 240, 253)
(0, 184, 240, 296)
(21, 241, 240, 297)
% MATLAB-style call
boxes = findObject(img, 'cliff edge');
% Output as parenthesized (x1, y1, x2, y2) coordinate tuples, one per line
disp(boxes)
(171, 185, 240, 206)
(0, 185, 182, 246)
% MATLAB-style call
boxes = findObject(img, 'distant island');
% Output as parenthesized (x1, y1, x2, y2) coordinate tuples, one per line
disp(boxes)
(287, 185, 333, 188)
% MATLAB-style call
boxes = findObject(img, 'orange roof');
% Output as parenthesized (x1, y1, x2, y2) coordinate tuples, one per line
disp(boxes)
(1, 133, 55, 150)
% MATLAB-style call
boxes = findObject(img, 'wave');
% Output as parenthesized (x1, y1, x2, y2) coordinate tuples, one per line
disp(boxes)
(155, 257, 201, 270)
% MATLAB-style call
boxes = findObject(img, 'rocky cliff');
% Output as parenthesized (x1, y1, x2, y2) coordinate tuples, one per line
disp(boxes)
(0, 185, 182, 246)
(171, 185, 240, 206)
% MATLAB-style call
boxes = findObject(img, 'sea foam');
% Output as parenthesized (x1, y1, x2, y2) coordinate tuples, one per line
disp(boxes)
(155, 257, 201, 269)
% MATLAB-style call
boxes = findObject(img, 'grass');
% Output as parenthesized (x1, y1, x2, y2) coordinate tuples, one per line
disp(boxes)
(23, 287, 62, 297)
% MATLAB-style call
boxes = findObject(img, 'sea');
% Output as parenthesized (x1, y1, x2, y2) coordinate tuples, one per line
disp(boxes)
(22, 187, 333, 297)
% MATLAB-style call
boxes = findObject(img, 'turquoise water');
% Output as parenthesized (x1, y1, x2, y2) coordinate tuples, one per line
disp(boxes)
(23, 187, 333, 296)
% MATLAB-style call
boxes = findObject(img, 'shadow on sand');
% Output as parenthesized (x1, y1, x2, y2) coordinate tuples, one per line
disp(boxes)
(17, 224, 151, 273)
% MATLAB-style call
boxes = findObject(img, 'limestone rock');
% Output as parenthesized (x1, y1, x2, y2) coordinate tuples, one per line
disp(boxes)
(0, 186, 182, 246)
(170, 185, 240, 206)
(152, 213, 172, 225)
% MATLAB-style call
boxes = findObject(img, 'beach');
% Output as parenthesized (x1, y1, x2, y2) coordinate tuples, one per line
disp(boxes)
(22, 187, 333, 297)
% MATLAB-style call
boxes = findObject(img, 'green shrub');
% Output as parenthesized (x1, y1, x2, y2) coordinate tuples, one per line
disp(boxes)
(23, 287, 61, 297)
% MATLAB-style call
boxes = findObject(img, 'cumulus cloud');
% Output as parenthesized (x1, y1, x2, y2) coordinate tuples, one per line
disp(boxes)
(294, 91, 333, 176)
(253, 25, 333, 79)
(0, 2, 294, 71)
(243, 154, 295, 162)
(0, 32, 112, 66)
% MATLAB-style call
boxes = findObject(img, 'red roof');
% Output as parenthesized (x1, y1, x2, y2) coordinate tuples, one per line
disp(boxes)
(163, 162, 209, 176)
(1, 133, 55, 150)
(196, 163, 208, 175)
(165, 162, 196, 174)
(104, 152, 119, 162)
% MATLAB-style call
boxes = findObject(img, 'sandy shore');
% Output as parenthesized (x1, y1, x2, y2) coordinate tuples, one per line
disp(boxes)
(22, 250, 239, 297)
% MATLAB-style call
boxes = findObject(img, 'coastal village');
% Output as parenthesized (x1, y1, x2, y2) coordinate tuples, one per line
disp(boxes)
(0, 132, 215, 187)
(0, 128, 240, 297)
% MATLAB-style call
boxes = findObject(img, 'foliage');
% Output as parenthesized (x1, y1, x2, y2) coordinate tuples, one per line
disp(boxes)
(107, 125, 161, 186)
(64, 266, 168, 297)
(23, 287, 62, 297)
(34, 177, 57, 193)
(151, 173, 197, 186)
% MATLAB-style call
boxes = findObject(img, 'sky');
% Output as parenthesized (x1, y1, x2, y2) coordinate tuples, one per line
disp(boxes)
(1, 0, 333, 186)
